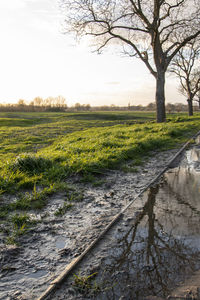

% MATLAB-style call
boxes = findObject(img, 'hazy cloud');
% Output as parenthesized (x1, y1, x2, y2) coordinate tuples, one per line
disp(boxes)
(23, 0, 58, 15)
(106, 81, 120, 85)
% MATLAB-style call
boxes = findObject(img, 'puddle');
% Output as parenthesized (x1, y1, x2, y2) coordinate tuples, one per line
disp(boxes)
(55, 237, 68, 249)
(28, 270, 48, 279)
(187, 145, 200, 171)
(88, 147, 200, 299)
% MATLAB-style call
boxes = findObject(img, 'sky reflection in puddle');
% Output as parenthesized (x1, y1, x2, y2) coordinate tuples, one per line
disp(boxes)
(96, 147, 200, 299)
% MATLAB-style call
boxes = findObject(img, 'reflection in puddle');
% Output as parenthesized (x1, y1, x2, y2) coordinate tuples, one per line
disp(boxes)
(96, 148, 200, 299)
(186, 147, 200, 174)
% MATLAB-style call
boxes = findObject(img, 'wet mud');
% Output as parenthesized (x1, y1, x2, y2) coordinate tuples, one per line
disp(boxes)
(52, 143, 200, 300)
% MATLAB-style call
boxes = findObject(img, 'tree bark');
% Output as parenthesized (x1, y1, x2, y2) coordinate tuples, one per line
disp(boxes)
(187, 98, 193, 116)
(156, 71, 166, 123)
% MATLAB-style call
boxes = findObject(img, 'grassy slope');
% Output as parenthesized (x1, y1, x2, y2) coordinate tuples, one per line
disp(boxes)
(0, 112, 199, 205)
(0, 111, 154, 162)
(0, 111, 200, 243)
(1, 112, 200, 186)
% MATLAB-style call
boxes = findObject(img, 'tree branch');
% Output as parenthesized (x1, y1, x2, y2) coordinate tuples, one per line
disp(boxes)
(160, 0, 185, 21)
(108, 30, 157, 77)
(166, 30, 200, 67)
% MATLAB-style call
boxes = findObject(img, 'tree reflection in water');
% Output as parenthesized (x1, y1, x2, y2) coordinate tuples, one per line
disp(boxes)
(95, 163, 200, 300)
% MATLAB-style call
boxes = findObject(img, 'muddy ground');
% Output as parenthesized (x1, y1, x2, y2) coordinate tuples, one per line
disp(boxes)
(0, 149, 181, 300)
(50, 144, 200, 300)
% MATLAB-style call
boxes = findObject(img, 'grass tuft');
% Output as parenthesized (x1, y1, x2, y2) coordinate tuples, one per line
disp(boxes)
(11, 153, 52, 175)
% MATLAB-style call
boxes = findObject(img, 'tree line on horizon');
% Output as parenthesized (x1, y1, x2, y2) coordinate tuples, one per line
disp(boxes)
(0, 97, 199, 114)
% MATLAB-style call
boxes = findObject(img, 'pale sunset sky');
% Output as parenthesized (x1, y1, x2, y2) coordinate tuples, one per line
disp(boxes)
(0, 0, 185, 107)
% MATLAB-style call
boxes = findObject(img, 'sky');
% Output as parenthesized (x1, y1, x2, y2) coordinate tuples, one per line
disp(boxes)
(0, 0, 185, 107)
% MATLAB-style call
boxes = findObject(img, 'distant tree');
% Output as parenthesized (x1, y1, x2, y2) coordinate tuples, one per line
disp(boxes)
(29, 101, 34, 106)
(60, 0, 200, 122)
(83, 104, 91, 111)
(173, 102, 187, 113)
(170, 39, 200, 116)
(166, 103, 175, 114)
(17, 99, 26, 106)
(110, 104, 116, 110)
(147, 102, 156, 111)
(33, 96, 44, 107)
(44, 96, 54, 108)
(74, 103, 82, 111)
(54, 95, 67, 108)
(17, 99, 27, 111)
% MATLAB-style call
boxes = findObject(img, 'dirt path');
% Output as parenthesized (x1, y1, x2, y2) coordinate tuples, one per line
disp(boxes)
(0, 149, 179, 300)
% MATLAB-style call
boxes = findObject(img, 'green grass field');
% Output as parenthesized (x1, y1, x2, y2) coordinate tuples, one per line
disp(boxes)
(0, 111, 200, 243)
(1, 111, 200, 190)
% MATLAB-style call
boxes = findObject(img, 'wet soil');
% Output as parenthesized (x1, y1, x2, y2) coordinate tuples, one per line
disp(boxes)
(49, 143, 200, 300)
(0, 147, 195, 300)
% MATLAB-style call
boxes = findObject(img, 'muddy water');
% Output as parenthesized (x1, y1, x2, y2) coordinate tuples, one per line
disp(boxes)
(92, 146, 200, 299)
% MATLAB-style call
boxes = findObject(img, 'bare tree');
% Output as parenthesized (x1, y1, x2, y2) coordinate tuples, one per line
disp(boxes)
(17, 99, 26, 106)
(170, 39, 200, 116)
(60, 0, 200, 122)
(54, 95, 68, 108)
(33, 96, 44, 107)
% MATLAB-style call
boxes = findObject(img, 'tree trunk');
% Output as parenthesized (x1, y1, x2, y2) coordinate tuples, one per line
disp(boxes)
(155, 71, 166, 123)
(187, 98, 193, 116)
